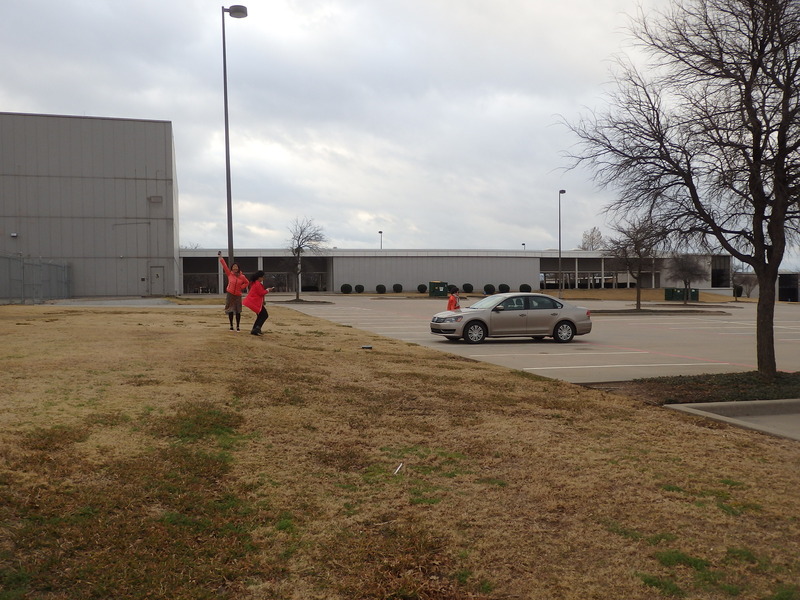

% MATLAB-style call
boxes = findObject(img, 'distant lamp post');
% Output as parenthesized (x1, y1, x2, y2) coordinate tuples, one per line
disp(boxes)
(378, 230, 383, 249)
(558, 189, 566, 297)
(222, 4, 248, 265)
(522, 243, 526, 251)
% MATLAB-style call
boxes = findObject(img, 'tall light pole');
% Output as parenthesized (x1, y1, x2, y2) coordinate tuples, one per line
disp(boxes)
(222, 5, 248, 265)
(558, 189, 566, 297)
(521, 243, 526, 251)
(378, 230, 383, 249)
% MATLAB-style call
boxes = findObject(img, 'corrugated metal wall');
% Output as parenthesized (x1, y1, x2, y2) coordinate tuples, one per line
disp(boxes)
(0, 112, 180, 296)
(332, 253, 542, 293)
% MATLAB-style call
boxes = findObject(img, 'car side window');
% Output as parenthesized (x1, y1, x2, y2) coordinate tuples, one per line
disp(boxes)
(501, 297, 525, 311)
(533, 297, 557, 309)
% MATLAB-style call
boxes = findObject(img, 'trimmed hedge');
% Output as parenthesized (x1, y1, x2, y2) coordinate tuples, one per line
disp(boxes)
(498, 283, 510, 293)
(376, 284, 386, 294)
(417, 284, 427, 294)
(355, 284, 365, 293)
(520, 283, 532, 292)
(393, 283, 403, 293)
(483, 284, 496, 295)
(341, 284, 353, 294)
(462, 283, 474, 293)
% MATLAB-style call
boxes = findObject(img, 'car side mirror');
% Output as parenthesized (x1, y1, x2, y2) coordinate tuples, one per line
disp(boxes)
(493, 305, 505, 312)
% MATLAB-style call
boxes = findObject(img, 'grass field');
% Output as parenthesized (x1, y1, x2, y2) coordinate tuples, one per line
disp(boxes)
(1, 303, 798, 599)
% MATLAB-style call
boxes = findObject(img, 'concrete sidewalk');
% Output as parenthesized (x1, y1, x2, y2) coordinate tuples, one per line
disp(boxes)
(666, 399, 800, 442)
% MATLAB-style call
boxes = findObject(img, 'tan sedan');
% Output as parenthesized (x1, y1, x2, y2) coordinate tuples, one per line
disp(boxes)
(430, 292, 592, 344)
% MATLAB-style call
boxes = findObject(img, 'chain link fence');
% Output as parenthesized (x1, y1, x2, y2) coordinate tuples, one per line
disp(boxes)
(0, 253, 70, 304)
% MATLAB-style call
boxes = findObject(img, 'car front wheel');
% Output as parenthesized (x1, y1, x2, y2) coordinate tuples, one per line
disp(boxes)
(464, 322, 487, 344)
(554, 321, 575, 343)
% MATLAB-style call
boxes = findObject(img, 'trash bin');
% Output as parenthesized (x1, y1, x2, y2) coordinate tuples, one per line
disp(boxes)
(429, 281, 448, 297)
(665, 288, 699, 301)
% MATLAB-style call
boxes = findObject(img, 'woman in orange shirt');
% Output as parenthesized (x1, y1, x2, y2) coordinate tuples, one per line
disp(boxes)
(218, 251, 250, 331)
(243, 270, 274, 336)
(447, 286, 461, 311)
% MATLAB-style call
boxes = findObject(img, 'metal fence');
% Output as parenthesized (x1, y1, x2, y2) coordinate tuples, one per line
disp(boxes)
(0, 253, 70, 304)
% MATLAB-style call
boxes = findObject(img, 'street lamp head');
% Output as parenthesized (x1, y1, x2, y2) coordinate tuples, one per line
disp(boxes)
(559, 189, 566, 195)
(378, 230, 383, 234)
(224, 5, 248, 18)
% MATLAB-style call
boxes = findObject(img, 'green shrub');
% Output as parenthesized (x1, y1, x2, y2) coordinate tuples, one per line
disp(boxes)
(462, 283, 473, 293)
(498, 283, 510, 293)
(355, 284, 364, 293)
(340, 284, 353, 294)
(483, 284, 495, 295)
(417, 284, 427, 294)
(376, 284, 386, 294)
(393, 283, 403, 293)
(520, 283, 532, 292)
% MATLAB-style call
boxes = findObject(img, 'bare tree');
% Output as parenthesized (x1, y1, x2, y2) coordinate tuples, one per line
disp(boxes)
(667, 255, 707, 304)
(578, 227, 604, 251)
(605, 218, 667, 310)
(732, 268, 759, 300)
(568, 0, 800, 378)
(287, 217, 327, 301)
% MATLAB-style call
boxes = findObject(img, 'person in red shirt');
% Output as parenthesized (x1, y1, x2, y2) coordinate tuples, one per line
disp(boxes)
(243, 270, 274, 336)
(447, 286, 461, 311)
(218, 251, 250, 331)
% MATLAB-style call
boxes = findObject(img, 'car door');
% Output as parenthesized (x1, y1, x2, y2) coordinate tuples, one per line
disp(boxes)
(490, 296, 528, 336)
(527, 296, 562, 335)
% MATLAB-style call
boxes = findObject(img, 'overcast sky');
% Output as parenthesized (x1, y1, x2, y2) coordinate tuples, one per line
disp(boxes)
(11, 0, 784, 261)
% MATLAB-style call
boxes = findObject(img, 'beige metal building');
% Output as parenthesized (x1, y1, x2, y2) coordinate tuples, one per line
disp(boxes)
(0, 112, 180, 298)
(181, 248, 733, 296)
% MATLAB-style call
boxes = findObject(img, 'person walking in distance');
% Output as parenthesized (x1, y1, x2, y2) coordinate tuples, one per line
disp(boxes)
(447, 285, 461, 311)
(243, 270, 274, 336)
(218, 251, 249, 331)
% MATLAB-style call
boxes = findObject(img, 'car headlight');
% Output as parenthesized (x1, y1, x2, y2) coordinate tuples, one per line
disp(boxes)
(440, 315, 463, 323)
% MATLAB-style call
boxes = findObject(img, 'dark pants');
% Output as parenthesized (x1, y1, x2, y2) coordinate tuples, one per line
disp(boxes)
(252, 306, 268, 333)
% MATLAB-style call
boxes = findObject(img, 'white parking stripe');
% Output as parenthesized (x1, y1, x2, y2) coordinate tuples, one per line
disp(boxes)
(524, 362, 728, 371)
(469, 351, 647, 357)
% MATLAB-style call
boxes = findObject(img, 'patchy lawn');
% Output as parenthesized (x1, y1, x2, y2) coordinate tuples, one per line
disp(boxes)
(1, 304, 798, 600)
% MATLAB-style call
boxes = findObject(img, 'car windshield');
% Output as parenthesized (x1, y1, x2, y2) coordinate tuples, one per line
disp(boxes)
(467, 296, 502, 310)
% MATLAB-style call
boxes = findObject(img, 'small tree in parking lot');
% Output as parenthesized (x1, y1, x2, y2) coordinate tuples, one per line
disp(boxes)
(605, 218, 667, 310)
(287, 217, 327, 301)
(667, 255, 707, 304)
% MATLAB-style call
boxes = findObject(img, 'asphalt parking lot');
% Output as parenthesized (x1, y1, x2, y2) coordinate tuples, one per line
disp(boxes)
(282, 294, 800, 384)
(283, 294, 800, 442)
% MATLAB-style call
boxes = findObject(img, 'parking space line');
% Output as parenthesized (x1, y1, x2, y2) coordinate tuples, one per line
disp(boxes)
(524, 362, 728, 371)
(468, 351, 647, 357)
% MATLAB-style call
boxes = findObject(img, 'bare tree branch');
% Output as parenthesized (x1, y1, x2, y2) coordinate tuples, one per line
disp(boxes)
(566, 0, 800, 377)
(287, 217, 328, 301)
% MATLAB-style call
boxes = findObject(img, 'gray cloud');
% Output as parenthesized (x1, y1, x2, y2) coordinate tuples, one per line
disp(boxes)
(3, 0, 706, 257)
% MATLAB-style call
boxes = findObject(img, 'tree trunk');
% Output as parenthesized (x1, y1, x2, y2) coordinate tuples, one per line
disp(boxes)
(755, 272, 778, 379)
(683, 283, 689, 305)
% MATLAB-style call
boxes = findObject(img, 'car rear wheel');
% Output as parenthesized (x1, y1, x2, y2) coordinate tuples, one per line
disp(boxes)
(554, 321, 575, 343)
(464, 322, 487, 344)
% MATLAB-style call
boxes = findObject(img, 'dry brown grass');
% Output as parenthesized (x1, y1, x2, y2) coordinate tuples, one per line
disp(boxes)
(1, 304, 798, 599)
